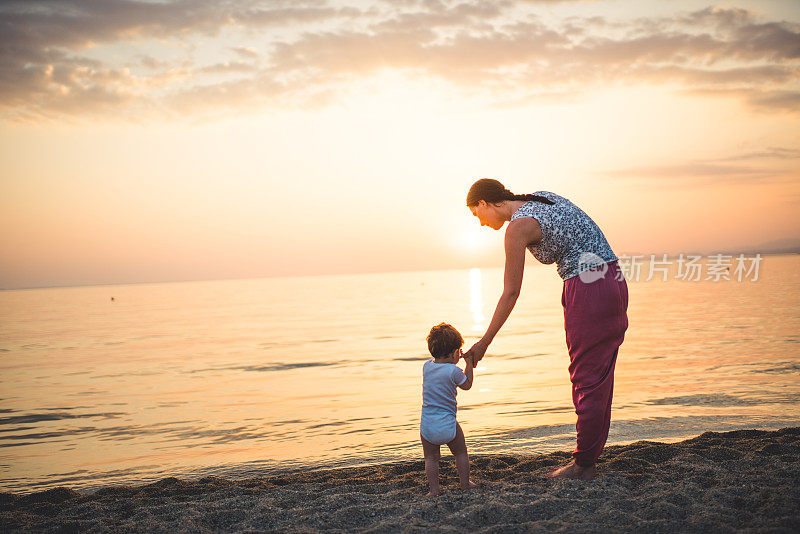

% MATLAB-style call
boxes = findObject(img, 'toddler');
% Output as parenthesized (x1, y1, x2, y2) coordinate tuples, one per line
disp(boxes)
(420, 322, 478, 497)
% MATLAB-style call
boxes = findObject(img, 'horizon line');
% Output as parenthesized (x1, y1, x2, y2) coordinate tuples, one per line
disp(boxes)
(2, 249, 797, 292)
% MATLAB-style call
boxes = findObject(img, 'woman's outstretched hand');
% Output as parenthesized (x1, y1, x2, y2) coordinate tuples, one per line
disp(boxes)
(464, 340, 488, 368)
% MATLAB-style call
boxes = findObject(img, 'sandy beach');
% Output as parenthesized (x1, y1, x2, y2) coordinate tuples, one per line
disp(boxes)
(2, 427, 798, 533)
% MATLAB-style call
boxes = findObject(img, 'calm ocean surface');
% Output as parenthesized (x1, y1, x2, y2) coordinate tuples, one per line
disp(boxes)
(1, 255, 799, 494)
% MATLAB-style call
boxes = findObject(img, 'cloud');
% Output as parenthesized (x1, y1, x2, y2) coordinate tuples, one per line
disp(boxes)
(0, 1, 798, 120)
(783, 191, 800, 207)
(0, 0, 367, 119)
(745, 89, 800, 113)
(679, 87, 800, 113)
(632, 65, 798, 86)
(230, 46, 259, 59)
(139, 55, 170, 70)
(373, 1, 507, 32)
(718, 147, 800, 161)
(197, 61, 258, 75)
(678, 6, 756, 30)
(606, 162, 774, 180)
(598, 147, 800, 187)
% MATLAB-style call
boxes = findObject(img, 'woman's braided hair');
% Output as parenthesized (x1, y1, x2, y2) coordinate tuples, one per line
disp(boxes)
(466, 178, 555, 207)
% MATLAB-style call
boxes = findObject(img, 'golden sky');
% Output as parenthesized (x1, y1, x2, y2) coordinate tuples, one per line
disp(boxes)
(0, 0, 799, 289)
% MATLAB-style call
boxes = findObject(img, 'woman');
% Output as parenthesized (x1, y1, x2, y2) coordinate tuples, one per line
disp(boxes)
(463, 178, 628, 480)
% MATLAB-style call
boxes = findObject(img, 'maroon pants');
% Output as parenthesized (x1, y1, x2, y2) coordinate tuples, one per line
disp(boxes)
(561, 260, 629, 467)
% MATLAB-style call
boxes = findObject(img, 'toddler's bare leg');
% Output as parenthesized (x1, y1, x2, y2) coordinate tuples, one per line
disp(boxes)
(447, 423, 477, 490)
(421, 434, 441, 496)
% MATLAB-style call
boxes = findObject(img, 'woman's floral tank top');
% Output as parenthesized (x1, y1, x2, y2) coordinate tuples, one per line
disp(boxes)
(510, 191, 618, 280)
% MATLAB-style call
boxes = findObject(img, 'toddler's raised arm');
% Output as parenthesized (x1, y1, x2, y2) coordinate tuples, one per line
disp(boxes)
(458, 353, 474, 390)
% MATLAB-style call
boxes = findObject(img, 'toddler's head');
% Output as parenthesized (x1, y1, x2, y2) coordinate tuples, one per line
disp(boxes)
(427, 323, 464, 363)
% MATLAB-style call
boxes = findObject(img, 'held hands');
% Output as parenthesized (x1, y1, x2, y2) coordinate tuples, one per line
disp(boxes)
(463, 340, 488, 368)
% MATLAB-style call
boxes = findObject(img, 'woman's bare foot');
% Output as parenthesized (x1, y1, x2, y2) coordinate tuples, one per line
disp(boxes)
(546, 460, 597, 481)
(427, 489, 441, 497)
(460, 480, 479, 490)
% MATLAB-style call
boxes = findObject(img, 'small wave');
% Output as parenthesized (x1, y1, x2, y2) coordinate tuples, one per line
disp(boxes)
(0, 412, 126, 425)
(0, 426, 35, 434)
(91, 371, 159, 379)
(647, 394, 758, 407)
(503, 330, 543, 337)
(0, 464, 163, 493)
(234, 362, 341, 372)
(190, 361, 344, 373)
(754, 362, 800, 374)
(307, 421, 347, 430)
(503, 353, 549, 360)
(706, 361, 800, 374)
(497, 405, 574, 416)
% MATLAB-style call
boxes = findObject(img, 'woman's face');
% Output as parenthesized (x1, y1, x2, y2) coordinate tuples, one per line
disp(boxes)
(470, 200, 503, 230)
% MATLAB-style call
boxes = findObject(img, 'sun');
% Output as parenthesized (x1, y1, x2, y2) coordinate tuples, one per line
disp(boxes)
(457, 224, 493, 253)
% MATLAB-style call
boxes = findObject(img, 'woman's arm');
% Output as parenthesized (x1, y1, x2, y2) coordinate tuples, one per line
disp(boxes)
(465, 218, 542, 366)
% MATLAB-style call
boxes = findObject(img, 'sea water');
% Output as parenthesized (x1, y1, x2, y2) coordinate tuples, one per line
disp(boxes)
(1, 255, 799, 494)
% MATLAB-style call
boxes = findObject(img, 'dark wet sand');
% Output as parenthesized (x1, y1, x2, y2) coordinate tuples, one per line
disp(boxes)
(2, 427, 798, 533)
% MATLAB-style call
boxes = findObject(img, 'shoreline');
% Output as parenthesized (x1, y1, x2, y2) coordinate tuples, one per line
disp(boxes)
(2, 427, 798, 532)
